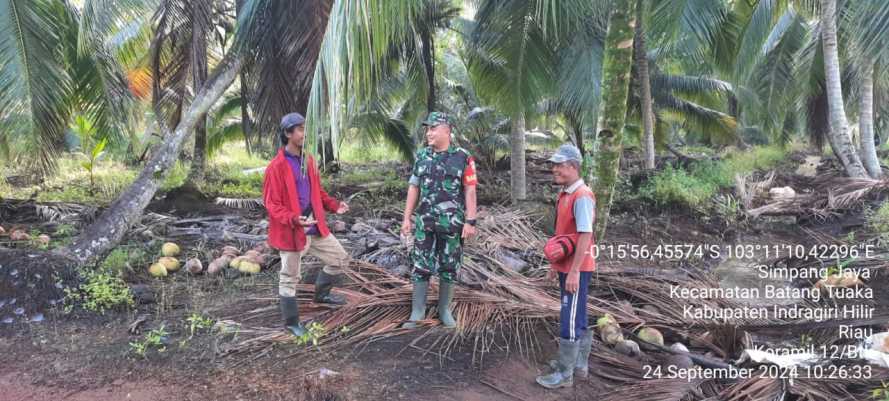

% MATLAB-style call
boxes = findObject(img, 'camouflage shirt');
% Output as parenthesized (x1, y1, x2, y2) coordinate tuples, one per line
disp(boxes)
(409, 145, 477, 233)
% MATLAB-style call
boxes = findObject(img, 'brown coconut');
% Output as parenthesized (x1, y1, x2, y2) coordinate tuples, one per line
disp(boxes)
(614, 340, 641, 357)
(207, 255, 232, 275)
(185, 258, 203, 274)
(599, 323, 624, 345)
(638, 327, 665, 347)
(221, 246, 240, 256)
(10, 230, 30, 241)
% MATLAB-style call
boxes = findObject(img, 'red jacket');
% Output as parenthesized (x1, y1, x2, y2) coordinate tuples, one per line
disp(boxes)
(263, 149, 341, 252)
(551, 182, 596, 273)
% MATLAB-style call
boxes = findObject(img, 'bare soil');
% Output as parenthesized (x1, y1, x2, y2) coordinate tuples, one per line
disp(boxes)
(2, 151, 887, 400)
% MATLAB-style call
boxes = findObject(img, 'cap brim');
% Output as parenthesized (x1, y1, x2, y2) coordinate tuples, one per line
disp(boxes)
(548, 155, 568, 163)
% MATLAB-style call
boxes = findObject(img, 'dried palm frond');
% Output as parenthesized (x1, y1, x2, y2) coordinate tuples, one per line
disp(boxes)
(215, 197, 264, 210)
(748, 175, 889, 218)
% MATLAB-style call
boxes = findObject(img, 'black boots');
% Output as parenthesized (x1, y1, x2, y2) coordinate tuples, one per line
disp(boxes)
(280, 296, 307, 337)
(314, 270, 346, 305)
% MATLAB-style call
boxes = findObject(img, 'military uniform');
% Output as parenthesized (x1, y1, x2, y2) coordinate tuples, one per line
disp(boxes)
(408, 145, 477, 283)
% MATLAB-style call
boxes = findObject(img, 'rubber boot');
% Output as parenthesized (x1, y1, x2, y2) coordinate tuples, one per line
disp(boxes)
(313, 270, 346, 305)
(437, 280, 457, 328)
(280, 296, 307, 337)
(536, 338, 580, 389)
(402, 280, 428, 329)
(547, 330, 593, 378)
(575, 330, 593, 378)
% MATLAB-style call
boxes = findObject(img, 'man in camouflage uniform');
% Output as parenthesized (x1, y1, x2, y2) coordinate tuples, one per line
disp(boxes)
(400, 112, 478, 328)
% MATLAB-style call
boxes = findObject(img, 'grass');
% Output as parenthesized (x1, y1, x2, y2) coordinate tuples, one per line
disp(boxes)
(338, 140, 404, 163)
(867, 202, 889, 246)
(640, 145, 789, 209)
(0, 157, 137, 204)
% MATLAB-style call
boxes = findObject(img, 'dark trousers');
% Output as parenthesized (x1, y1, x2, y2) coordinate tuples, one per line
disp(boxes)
(558, 271, 592, 341)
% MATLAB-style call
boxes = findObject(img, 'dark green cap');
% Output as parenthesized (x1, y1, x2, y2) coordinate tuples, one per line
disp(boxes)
(421, 111, 452, 127)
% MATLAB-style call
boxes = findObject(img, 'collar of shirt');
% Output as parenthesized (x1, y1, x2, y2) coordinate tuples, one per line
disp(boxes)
(283, 150, 302, 160)
(563, 179, 585, 194)
(427, 144, 456, 155)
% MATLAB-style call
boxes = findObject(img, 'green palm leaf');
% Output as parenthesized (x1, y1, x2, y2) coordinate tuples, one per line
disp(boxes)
(0, 0, 71, 174)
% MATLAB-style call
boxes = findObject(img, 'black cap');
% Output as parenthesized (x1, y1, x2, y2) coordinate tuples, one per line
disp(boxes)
(280, 112, 306, 131)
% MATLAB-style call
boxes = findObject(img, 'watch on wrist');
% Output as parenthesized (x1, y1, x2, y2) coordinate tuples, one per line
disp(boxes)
(466, 219, 477, 226)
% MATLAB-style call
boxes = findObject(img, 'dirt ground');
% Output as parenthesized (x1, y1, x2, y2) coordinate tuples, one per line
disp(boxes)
(2, 152, 888, 401)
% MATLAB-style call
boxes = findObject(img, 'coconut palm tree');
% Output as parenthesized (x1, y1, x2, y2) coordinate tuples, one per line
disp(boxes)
(61, 0, 424, 263)
(0, 0, 139, 175)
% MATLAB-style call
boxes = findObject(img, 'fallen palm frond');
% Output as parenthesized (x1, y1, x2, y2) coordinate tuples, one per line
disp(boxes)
(215, 197, 264, 210)
(748, 175, 889, 219)
(209, 206, 889, 400)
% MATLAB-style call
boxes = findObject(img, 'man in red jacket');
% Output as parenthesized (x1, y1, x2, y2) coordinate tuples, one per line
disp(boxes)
(263, 112, 350, 337)
(536, 143, 596, 389)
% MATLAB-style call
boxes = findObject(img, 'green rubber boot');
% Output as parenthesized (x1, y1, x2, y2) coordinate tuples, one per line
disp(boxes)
(280, 296, 307, 337)
(547, 330, 593, 378)
(437, 280, 457, 328)
(402, 280, 428, 329)
(536, 338, 580, 389)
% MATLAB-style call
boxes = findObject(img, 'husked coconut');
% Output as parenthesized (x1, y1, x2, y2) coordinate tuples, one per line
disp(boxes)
(221, 246, 240, 256)
(158, 257, 180, 272)
(638, 327, 665, 347)
(149, 263, 168, 277)
(0, 226, 5, 235)
(243, 250, 265, 265)
(161, 242, 181, 257)
(599, 323, 624, 345)
(10, 230, 30, 241)
(238, 261, 261, 274)
(769, 186, 796, 201)
(614, 340, 641, 357)
(207, 255, 232, 275)
(185, 258, 203, 274)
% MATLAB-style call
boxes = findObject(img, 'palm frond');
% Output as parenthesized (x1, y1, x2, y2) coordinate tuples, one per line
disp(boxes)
(0, 0, 72, 174)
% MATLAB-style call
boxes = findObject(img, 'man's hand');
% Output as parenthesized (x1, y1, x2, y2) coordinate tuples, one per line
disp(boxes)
(401, 218, 414, 237)
(336, 202, 350, 215)
(461, 223, 477, 239)
(565, 270, 580, 293)
(296, 215, 317, 227)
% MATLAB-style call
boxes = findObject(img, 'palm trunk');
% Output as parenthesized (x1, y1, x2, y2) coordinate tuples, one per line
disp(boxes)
(634, 0, 655, 170)
(859, 62, 881, 178)
(594, 1, 636, 241)
(61, 55, 242, 264)
(510, 113, 527, 202)
(240, 75, 253, 155)
(420, 27, 436, 112)
(188, 23, 209, 183)
(821, 0, 868, 178)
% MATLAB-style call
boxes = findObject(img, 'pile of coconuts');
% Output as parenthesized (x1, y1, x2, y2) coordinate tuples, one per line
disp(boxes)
(597, 313, 694, 369)
(0, 225, 52, 246)
(147, 241, 273, 278)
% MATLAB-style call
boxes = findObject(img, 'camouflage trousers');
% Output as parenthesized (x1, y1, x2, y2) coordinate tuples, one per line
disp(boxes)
(410, 229, 463, 283)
